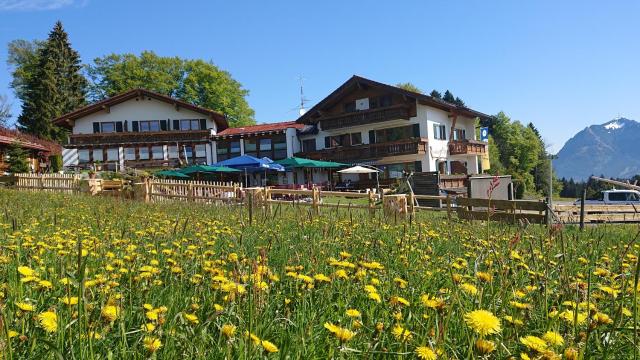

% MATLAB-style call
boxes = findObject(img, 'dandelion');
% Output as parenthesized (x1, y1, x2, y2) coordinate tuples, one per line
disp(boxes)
(15, 301, 35, 312)
(37, 311, 58, 333)
(520, 335, 548, 353)
(18, 266, 36, 277)
(221, 324, 236, 338)
(392, 325, 413, 341)
(389, 296, 410, 306)
(542, 331, 564, 346)
(261, 340, 279, 353)
(345, 309, 361, 318)
(415, 346, 437, 360)
(475, 339, 496, 354)
(459, 283, 478, 296)
(464, 310, 501, 336)
(184, 313, 199, 325)
(143, 336, 162, 352)
(324, 322, 356, 342)
(101, 305, 119, 322)
(61, 296, 78, 306)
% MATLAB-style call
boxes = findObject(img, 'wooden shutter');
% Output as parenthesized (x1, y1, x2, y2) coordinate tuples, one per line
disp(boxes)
(173, 120, 180, 130)
(92, 122, 100, 133)
(368, 130, 375, 144)
(115, 121, 123, 132)
(199, 119, 207, 130)
(160, 120, 168, 131)
(132, 121, 139, 132)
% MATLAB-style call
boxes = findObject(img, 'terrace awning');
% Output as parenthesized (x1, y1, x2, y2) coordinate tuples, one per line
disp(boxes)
(275, 157, 347, 169)
(215, 155, 285, 172)
(155, 170, 190, 178)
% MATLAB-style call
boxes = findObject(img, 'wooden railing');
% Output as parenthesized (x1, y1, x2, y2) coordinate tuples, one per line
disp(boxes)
(448, 139, 487, 155)
(295, 138, 428, 162)
(148, 179, 240, 203)
(15, 173, 81, 193)
(553, 204, 640, 223)
(456, 197, 548, 224)
(319, 104, 412, 130)
(68, 130, 212, 146)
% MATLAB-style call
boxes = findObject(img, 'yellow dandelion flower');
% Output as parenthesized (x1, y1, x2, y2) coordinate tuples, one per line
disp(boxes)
(221, 324, 236, 338)
(415, 346, 437, 360)
(15, 301, 35, 312)
(143, 336, 162, 352)
(520, 335, 548, 353)
(389, 296, 410, 306)
(101, 305, 119, 322)
(392, 325, 413, 341)
(464, 310, 501, 336)
(261, 340, 278, 353)
(18, 266, 36, 277)
(184, 313, 199, 324)
(37, 311, 58, 333)
(345, 309, 361, 318)
(324, 322, 356, 342)
(475, 339, 496, 354)
(542, 331, 564, 346)
(460, 283, 478, 296)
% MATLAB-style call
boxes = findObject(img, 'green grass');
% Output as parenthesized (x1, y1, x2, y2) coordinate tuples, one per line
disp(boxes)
(0, 189, 639, 359)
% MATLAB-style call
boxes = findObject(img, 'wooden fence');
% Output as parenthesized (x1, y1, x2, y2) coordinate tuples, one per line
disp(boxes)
(148, 179, 241, 203)
(14, 173, 80, 193)
(456, 197, 548, 224)
(553, 204, 640, 223)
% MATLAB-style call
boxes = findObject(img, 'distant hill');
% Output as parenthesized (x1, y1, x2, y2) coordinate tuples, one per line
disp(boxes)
(554, 118, 640, 180)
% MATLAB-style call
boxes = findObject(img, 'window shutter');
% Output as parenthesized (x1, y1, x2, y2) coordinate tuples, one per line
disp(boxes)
(199, 119, 207, 130)
(160, 120, 167, 131)
(324, 136, 330, 148)
(132, 121, 139, 132)
(115, 121, 123, 132)
(414, 161, 422, 172)
(92, 122, 100, 133)
(368, 130, 375, 144)
(442, 126, 447, 140)
(412, 124, 420, 138)
(173, 120, 180, 130)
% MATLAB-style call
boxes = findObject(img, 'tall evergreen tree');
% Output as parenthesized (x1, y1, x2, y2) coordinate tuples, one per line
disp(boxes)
(17, 21, 87, 141)
(7, 142, 30, 173)
(442, 90, 455, 103)
(430, 90, 442, 99)
(454, 96, 465, 106)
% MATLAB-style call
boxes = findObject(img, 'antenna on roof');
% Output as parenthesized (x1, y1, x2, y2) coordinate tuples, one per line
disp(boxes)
(298, 75, 309, 116)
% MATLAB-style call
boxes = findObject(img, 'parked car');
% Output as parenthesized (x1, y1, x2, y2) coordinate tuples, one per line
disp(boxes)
(574, 189, 640, 205)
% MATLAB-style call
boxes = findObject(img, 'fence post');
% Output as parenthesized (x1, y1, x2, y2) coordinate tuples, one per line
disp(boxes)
(446, 194, 452, 221)
(188, 182, 194, 202)
(312, 187, 320, 214)
(579, 189, 586, 231)
(145, 178, 151, 203)
(368, 190, 376, 218)
(39, 175, 44, 190)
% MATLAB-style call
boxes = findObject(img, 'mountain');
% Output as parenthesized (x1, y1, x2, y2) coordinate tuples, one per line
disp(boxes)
(554, 117, 640, 180)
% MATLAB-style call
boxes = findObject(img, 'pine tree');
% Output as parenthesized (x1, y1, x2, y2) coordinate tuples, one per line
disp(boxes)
(443, 90, 455, 103)
(454, 96, 465, 106)
(430, 90, 442, 99)
(7, 142, 30, 173)
(17, 21, 87, 141)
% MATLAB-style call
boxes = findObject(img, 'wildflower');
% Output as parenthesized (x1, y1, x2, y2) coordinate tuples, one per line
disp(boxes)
(15, 301, 35, 312)
(143, 336, 162, 352)
(345, 309, 361, 318)
(475, 339, 496, 354)
(18, 266, 37, 277)
(542, 331, 564, 346)
(420, 294, 444, 309)
(184, 313, 199, 325)
(392, 325, 413, 341)
(324, 322, 356, 342)
(510, 301, 532, 310)
(464, 310, 501, 336)
(520, 335, 548, 353)
(313, 274, 331, 282)
(476, 271, 492, 282)
(142, 323, 156, 332)
(564, 347, 579, 360)
(61, 296, 78, 305)
(559, 310, 588, 325)
(261, 340, 278, 353)
(368, 292, 381, 303)
(37, 311, 58, 333)
(459, 283, 478, 296)
(389, 296, 410, 306)
(38, 280, 53, 289)
(593, 312, 613, 325)
(221, 324, 236, 338)
(101, 305, 119, 322)
(415, 346, 437, 360)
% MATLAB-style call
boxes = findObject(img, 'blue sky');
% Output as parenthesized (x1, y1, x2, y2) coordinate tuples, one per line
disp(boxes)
(1, 0, 639, 152)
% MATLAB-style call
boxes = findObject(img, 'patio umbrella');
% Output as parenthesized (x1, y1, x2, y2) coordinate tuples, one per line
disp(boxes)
(155, 170, 190, 179)
(338, 165, 382, 193)
(215, 155, 284, 186)
(275, 157, 346, 169)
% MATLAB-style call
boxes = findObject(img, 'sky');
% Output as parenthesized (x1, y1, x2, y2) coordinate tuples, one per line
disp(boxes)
(0, 0, 639, 153)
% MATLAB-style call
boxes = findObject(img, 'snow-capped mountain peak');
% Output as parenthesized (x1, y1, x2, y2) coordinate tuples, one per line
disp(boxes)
(604, 120, 624, 130)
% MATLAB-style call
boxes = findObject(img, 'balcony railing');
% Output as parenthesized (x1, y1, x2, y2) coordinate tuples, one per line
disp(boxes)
(448, 139, 487, 155)
(68, 130, 212, 146)
(319, 104, 412, 130)
(295, 137, 428, 162)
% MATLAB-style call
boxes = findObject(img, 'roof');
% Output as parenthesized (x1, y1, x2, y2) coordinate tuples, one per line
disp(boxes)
(0, 127, 61, 154)
(297, 75, 493, 124)
(215, 121, 303, 138)
(52, 89, 228, 130)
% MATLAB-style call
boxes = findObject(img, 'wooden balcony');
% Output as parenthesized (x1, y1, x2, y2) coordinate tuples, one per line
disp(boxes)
(68, 130, 212, 146)
(296, 138, 428, 162)
(448, 139, 487, 155)
(319, 104, 412, 130)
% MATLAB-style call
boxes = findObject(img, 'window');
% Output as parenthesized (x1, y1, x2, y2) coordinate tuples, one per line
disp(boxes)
(351, 132, 362, 145)
(244, 139, 258, 157)
(152, 146, 164, 160)
(629, 193, 640, 201)
(259, 139, 272, 151)
(138, 147, 149, 160)
(433, 124, 447, 140)
(343, 101, 356, 113)
(453, 128, 466, 141)
(180, 119, 202, 131)
(608, 192, 636, 202)
(106, 148, 119, 161)
(78, 149, 90, 163)
(302, 139, 316, 152)
(230, 141, 241, 154)
(168, 146, 179, 159)
(184, 146, 193, 160)
(374, 125, 419, 143)
(382, 162, 418, 179)
(101, 122, 115, 133)
(92, 149, 103, 162)
(139, 120, 160, 132)
(124, 148, 136, 161)
(195, 144, 207, 158)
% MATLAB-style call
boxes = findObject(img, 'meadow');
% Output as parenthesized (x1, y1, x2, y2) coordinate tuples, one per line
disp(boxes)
(0, 189, 639, 359)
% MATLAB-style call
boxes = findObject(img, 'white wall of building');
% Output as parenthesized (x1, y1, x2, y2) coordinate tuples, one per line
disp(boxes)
(71, 98, 219, 134)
